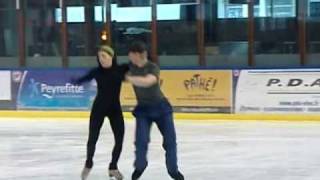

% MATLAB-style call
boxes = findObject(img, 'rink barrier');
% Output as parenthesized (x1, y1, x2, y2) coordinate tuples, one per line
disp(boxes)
(3, 68, 320, 116)
(6, 69, 232, 113)
(235, 69, 320, 114)
(1, 111, 320, 121)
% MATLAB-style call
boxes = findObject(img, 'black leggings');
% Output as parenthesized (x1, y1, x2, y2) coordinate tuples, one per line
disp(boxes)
(85, 107, 125, 170)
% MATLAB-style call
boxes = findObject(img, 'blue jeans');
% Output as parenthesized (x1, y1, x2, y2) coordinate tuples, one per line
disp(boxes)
(133, 100, 179, 175)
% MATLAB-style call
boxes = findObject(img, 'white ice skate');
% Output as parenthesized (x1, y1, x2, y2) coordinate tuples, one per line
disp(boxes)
(109, 169, 124, 180)
(81, 167, 91, 180)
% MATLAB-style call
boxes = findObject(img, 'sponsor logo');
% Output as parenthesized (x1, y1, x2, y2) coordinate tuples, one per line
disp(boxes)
(184, 74, 217, 91)
(267, 78, 320, 87)
(29, 78, 84, 99)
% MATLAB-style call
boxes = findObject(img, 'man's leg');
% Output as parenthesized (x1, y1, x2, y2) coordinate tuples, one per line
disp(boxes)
(155, 112, 184, 180)
(132, 116, 152, 180)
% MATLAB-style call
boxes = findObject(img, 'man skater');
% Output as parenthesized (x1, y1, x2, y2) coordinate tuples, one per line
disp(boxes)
(126, 41, 184, 180)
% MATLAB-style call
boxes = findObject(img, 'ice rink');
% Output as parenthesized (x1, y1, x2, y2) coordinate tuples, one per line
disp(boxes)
(1, 118, 320, 180)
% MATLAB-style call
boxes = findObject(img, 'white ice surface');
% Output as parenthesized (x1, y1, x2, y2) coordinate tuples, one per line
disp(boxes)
(1, 118, 320, 180)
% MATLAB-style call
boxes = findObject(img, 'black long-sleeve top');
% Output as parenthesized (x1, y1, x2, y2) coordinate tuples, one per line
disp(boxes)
(74, 57, 129, 109)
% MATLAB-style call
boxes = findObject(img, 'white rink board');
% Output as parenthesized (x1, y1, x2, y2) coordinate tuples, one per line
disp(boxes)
(236, 69, 320, 114)
(0, 71, 11, 100)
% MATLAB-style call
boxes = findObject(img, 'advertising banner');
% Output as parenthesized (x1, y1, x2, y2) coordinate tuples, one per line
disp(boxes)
(16, 70, 96, 110)
(121, 70, 233, 113)
(236, 69, 320, 114)
(1, 69, 233, 113)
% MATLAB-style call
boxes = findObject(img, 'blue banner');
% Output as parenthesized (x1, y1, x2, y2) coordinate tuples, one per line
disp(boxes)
(17, 70, 96, 110)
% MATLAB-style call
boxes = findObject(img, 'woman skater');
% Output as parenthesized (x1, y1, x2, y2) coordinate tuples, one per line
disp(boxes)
(72, 45, 128, 180)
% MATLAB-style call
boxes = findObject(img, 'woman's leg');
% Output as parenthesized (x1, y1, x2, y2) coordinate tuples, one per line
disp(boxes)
(108, 110, 125, 170)
(85, 108, 105, 168)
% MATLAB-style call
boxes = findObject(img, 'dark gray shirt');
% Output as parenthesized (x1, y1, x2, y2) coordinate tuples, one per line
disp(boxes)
(129, 61, 165, 105)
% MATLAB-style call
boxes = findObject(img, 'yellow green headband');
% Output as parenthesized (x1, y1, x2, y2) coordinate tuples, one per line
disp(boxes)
(99, 45, 114, 57)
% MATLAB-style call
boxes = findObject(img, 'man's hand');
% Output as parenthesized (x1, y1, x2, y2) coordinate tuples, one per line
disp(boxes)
(126, 74, 157, 87)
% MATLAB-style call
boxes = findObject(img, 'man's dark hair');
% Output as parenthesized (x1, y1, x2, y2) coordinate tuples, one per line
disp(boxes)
(128, 41, 147, 53)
